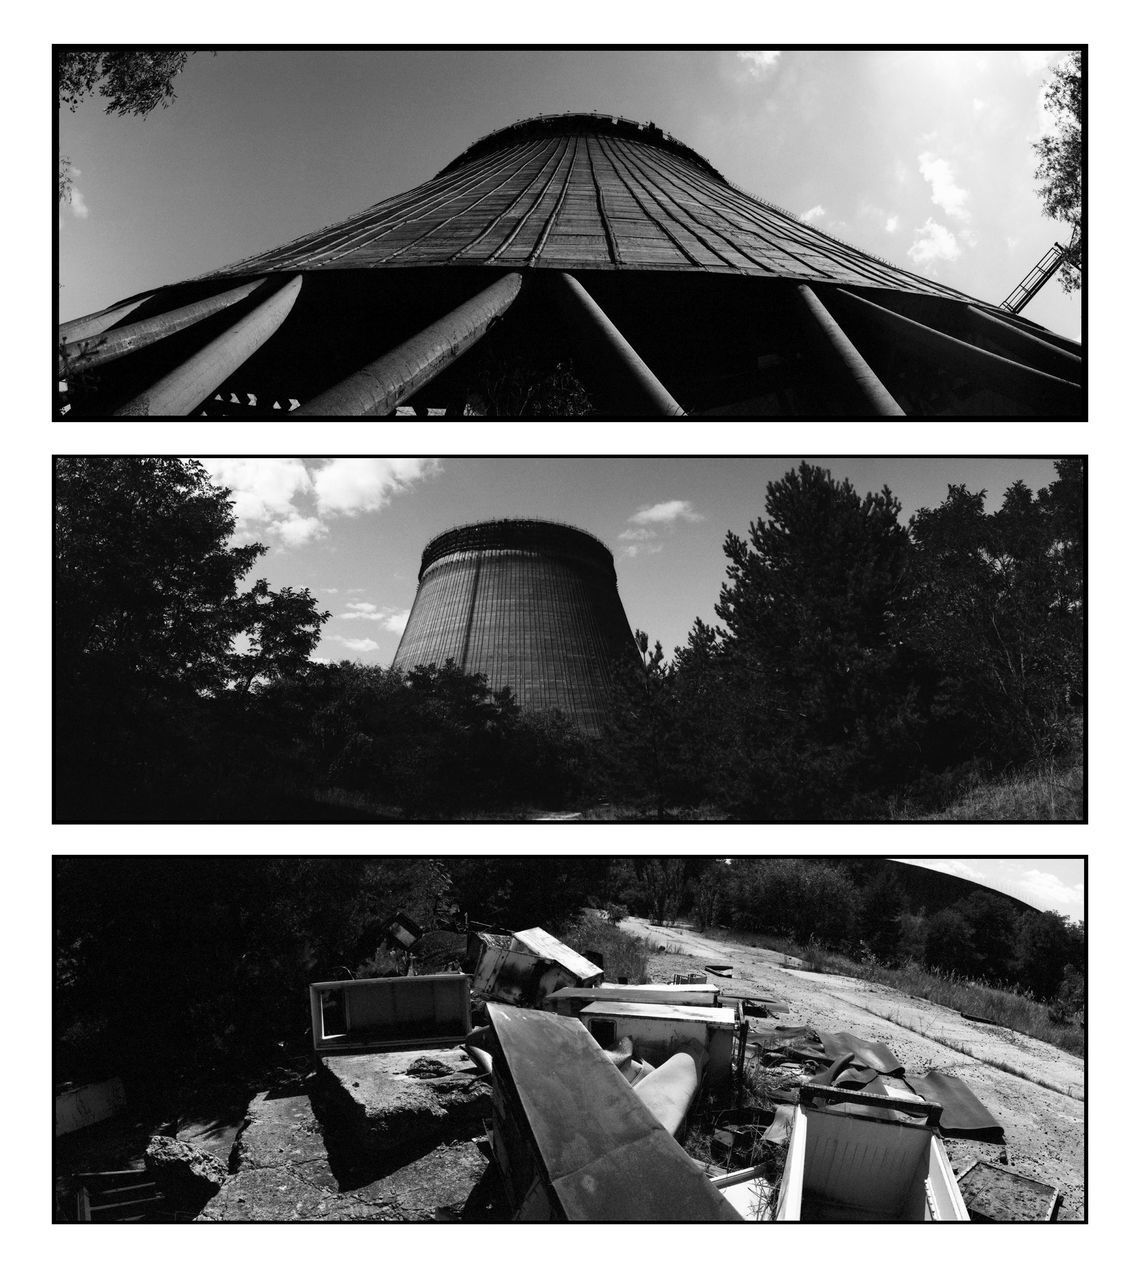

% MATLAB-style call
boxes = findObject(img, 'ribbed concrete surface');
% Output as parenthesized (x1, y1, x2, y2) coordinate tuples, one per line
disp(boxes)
(206, 113, 975, 301)
(393, 519, 638, 735)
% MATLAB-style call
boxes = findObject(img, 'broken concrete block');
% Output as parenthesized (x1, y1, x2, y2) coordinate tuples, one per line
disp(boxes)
(145, 1135, 228, 1214)
(316, 1048, 491, 1157)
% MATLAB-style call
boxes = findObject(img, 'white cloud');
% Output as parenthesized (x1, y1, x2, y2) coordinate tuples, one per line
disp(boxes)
(337, 602, 410, 633)
(322, 587, 339, 595)
(799, 204, 826, 224)
(621, 542, 664, 559)
(907, 218, 962, 270)
(737, 51, 781, 78)
(1015, 869, 1083, 912)
(271, 513, 327, 547)
(204, 458, 313, 524)
(629, 499, 705, 526)
(885, 214, 900, 233)
(334, 635, 381, 653)
(70, 188, 90, 219)
(314, 458, 440, 515)
(917, 152, 970, 221)
(972, 98, 987, 115)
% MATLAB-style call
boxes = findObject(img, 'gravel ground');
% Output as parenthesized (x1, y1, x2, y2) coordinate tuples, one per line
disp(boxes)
(620, 916, 1085, 1220)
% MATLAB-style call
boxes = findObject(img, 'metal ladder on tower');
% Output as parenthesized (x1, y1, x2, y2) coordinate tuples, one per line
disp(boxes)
(999, 233, 1079, 314)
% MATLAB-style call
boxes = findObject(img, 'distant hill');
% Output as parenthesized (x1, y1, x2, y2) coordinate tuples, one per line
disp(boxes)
(838, 858, 1039, 918)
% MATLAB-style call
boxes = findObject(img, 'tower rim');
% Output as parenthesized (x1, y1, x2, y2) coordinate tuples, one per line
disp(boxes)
(435, 111, 728, 184)
(418, 517, 617, 582)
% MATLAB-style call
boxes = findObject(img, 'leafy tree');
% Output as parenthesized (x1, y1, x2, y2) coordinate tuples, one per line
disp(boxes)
(859, 864, 908, 963)
(731, 860, 858, 947)
(908, 463, 1084, 765)
(714, 463, 921, 818)
(54, 457, 328, 818)
(923, 907, 978, 974)
(57, 51, 197, 207)
(956, 890, 1023, 983)
(57, 50, 194, 117)
(1032, 51, 1083, 292)
(1014, 910, 1083, 1000)
(692, 860, 731, 930)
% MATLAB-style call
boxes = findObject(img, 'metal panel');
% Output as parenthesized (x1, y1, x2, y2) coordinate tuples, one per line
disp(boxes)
(488, 1005, 741, 1221)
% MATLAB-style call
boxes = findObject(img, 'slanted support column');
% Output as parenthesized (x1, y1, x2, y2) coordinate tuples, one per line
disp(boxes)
(295, 272, 524, 417)
(793, 284, 905, 417)
(58, 293, 155, 347)
(964, 305, 1084, 381)
(831, 287, 1085, 417)
(60, 278, 267, 375)
(551, 272, 685, 418)
(113, 276, 303, 417)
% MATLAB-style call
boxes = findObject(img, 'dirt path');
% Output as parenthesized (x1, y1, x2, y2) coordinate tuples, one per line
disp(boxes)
(619, 917, 1085, 1220)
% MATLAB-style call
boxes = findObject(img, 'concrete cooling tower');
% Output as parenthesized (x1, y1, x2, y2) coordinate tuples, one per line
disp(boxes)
(393, 519, 639, 735)
(58, 112, 1084, 420)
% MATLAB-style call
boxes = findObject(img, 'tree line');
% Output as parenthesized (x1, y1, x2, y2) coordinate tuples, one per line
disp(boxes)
(54, 457, 1082, 821)
(55, 855, 1083, 1114)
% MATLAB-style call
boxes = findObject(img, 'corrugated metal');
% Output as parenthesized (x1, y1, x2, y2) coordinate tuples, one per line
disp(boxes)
(201, 114, 976, 301)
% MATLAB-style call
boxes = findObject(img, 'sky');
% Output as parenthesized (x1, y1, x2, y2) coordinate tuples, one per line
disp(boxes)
(895, 858, 1084, 921)
(199, 455, 1066, 668)
(58, 48, 1081, 340)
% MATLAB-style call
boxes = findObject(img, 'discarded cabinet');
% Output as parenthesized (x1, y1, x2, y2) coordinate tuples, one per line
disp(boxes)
(55, 1078, 127, 1137)
(577, 1000, 740, 1087)
(473, 925, 601, 1008)
(309, 974, 471, 1052)
(774, 1085, 969, 1222)
(487, 1005, 740, 1221)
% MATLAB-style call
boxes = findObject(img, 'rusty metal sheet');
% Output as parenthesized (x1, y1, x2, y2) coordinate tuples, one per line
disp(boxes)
(488, 1005, 740, 1221)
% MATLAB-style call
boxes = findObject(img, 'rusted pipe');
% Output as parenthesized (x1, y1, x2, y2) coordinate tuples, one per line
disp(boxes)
(58, 293, 155, 347)
(552, 272, 685, 418)
(831, 288, 1084, 415)
(295, 272, 524, 416)
(61, 278, 266, 374)
(113, 275, 303, 417)
(794, 284, 905, 416)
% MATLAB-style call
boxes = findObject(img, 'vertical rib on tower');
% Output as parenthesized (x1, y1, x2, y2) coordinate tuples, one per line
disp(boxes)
(393, 519, 638, 735)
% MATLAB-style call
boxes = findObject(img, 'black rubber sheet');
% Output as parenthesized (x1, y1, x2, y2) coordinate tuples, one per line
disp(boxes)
(816, 1031, 905, 1076)
(909, 1070, 1005, 1142)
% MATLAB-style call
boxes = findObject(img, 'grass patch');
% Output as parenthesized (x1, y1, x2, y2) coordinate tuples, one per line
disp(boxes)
(720, 931, 1084, 1059)
(560, 916, 652, 984)
(845, 1002, 1084, 1099)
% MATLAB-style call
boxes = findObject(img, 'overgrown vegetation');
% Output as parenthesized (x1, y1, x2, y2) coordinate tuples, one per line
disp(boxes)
(54, 458, 1083, 822)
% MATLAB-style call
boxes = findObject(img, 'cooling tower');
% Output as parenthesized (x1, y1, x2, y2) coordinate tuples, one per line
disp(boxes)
(393, 519, 638, 735)
(58, 112, 1084, 420)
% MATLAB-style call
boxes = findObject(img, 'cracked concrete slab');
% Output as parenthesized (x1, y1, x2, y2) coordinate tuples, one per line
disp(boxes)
(315, 1048, 492, 1157)
(197, 1080, 493, 1221)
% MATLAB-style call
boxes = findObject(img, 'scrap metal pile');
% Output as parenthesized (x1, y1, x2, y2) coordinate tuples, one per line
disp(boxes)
(299, 920, 1051, 1222)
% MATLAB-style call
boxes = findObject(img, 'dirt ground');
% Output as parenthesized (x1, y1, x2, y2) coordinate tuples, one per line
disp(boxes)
(619, 917, 1085, 1221)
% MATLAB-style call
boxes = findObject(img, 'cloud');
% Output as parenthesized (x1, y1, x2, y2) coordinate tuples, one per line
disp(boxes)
(799, 204, 826, 224)
(314, 458, 441, 515)
(200, 457, 439, 551)
(334, 635, 381, 653)
(70, 188, 90, 219)
(1015, 869, 1083, 912)
(204, 458, 314, 523)
(907, 218, 962, 270)
(917, 152, 970, 221)
(885, 214, 900, 233)
(737, 51, 781, 78)
(336, 603, 409, 632)
(621, 542, 664, 559)
(629, 499, 704, 526)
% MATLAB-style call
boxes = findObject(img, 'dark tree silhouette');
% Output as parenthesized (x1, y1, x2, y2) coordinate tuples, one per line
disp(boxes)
(1032, 51, 1083, 292)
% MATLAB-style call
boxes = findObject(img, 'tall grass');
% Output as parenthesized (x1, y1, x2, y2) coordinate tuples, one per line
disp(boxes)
(560, 916, 652, 983)
(746, 934, 1084, 1058)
